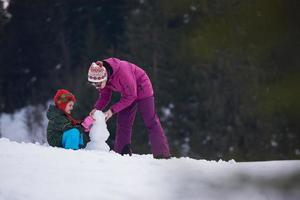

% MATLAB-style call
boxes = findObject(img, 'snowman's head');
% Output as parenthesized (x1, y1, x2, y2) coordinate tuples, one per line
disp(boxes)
(93, 110, 106, 126)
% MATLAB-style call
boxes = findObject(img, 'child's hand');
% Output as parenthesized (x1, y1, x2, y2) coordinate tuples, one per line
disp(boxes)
(104, 109, 113, 122)
(81, 116, 94, 132)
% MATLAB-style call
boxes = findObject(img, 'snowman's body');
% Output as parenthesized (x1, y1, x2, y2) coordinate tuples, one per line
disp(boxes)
(86, 111, 110, 151)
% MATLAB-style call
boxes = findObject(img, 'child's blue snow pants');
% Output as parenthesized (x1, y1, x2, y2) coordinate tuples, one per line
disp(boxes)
(62, 128, 84, 150)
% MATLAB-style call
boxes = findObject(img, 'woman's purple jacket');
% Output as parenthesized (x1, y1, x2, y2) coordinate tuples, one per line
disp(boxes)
(94, 58, 154, 113)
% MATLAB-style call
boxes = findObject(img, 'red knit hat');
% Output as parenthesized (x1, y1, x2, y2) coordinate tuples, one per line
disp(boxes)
(88, 61, 107, 83)
(54, 89, 76, 112)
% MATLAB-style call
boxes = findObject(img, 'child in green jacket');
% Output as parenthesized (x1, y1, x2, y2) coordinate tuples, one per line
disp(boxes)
(46, 89, 90, 149)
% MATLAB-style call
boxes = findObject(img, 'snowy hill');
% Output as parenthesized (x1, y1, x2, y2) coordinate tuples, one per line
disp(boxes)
(0, 138, 299, 200)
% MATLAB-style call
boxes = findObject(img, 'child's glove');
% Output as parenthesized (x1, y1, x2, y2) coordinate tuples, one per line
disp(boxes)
(81, 116, 94, 132)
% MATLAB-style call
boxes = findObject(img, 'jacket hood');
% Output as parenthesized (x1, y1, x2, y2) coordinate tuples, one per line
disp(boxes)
(103, 57, 121, 76)
(46, 105, 64, 120)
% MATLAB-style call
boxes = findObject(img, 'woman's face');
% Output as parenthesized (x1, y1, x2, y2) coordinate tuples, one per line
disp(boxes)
(65, 101, 74, 114)
(91, 80, 107, 90)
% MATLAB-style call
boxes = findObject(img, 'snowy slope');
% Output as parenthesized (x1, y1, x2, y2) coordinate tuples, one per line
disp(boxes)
(0, 138, 299, 200)
(0, 104, 48, 143)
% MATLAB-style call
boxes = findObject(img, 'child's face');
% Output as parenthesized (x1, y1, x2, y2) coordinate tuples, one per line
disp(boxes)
(65, 101, 74, 114)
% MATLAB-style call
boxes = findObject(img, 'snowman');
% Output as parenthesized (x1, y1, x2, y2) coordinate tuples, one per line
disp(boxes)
(85, 111, 110, 151)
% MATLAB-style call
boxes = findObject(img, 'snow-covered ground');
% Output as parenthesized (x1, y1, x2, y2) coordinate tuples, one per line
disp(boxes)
(0, 138, 299, 200)
(1, 105, 299, 200)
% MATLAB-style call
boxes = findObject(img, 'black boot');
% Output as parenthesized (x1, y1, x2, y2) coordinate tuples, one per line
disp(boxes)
(121, 144, 132, 156)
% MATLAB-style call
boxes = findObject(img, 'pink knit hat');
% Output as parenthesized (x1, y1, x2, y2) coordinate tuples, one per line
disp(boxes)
(88, 61, 107, 83)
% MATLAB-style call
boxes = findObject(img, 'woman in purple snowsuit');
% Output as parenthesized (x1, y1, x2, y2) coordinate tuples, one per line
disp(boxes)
(88, 58, 170, 158)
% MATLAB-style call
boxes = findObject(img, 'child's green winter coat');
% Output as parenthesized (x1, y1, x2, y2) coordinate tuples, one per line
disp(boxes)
(46, 105, 90, 147)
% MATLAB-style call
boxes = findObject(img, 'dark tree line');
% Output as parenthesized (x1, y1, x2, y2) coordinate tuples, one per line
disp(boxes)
(0, 0, 299, 161)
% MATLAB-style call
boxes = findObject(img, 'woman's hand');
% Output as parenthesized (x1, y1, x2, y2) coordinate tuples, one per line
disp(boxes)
(104, 109, 113, 121)
(89, 108, 97, 120)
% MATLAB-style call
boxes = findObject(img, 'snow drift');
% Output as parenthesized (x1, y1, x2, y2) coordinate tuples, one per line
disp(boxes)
(0, 138, 300, 200)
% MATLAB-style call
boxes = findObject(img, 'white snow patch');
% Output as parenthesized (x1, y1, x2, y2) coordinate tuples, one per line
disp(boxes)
(1, 0, 9, 9)
(183, 14, 190, 24)
(190, 5, 197, 11)
(161, 103, 174, 121)
(0, 103, 48, 143)
(55, 63, 61, 70)
(30, 76, 37, 82)
(0, 138, 300, 200)
(271, 139, 278, 147)
(1, 109, 31, 142)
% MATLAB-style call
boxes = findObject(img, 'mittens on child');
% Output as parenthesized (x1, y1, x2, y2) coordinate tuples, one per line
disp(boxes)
(81, 116, 94, 132)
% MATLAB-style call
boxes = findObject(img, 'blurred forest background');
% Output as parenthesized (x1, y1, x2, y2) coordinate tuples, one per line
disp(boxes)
(0, 0, 299, 161)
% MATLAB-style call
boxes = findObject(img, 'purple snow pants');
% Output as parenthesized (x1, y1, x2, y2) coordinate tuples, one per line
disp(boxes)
(114, 96, 170, 157)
